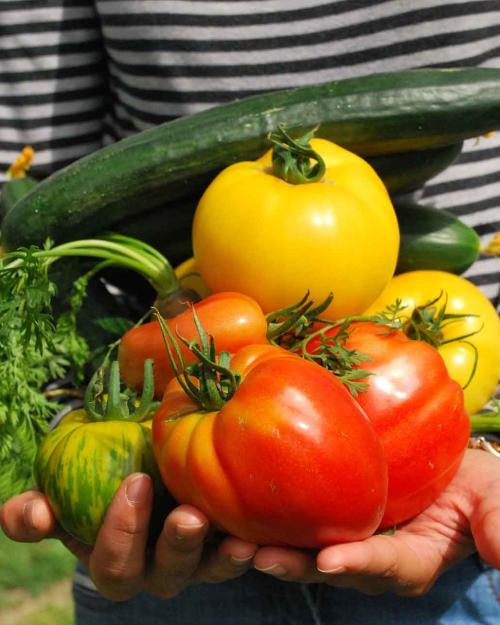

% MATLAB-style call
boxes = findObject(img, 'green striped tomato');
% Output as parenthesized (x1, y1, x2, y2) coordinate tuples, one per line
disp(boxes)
(34, 360, 174, 545)
(34, 408, 163, 545)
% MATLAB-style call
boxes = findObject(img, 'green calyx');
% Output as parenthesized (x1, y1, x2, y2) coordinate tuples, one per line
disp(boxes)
(274, 291, 482, 396)
(265, 291, 375, 396)
(153, 307, 240, 412)
(396, 293, 480, 390)
(84, 359, 157, 422)
(298, 321, 374, 397)
(269, 124, 326, 184)
(266, 291, 334, 347)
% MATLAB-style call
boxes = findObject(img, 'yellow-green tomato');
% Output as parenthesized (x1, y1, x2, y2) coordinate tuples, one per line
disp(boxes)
(175, 256, 211, 299)
(364, 271, 500, 415)
(34, 359, 171, 545)
(34, 409, 162, 545)
(193, 138, 399, 320)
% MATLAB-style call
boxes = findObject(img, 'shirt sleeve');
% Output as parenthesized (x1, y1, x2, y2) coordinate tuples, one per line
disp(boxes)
(0, 0, 107, 182)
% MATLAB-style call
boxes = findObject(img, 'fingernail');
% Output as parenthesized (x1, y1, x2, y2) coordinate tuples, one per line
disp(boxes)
(125, 474, 150, 505)
(230, 554, 254, 566)
(255, 564, 287, 577)
(175, 522, 206, 540)
(23, 501, 38, 530)
(317, 565, 346, 574)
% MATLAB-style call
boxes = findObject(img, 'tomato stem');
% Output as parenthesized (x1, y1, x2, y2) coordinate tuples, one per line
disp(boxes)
(399, 292, 479, 347)
(153, 306, 241, 411)
(266, 291, 333, 346)
(297, 319, 375, 396)
(389, 293, 481, 388)
(84, 359, 157, 422)
(269, 125, 326, 185)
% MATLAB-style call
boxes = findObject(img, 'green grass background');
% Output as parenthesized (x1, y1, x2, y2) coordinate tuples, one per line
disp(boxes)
(0, 531, 76, 625)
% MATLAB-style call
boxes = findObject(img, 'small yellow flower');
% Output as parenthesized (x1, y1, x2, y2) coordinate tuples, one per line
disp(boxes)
(7, 146, 34, 178)
(482, 231, 500, 256)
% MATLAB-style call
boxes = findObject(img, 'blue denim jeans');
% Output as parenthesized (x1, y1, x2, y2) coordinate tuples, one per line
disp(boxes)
(73, 554, 499, 625)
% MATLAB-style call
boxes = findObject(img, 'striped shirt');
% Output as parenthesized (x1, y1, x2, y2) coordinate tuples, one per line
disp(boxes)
(1, 0, 499, 303)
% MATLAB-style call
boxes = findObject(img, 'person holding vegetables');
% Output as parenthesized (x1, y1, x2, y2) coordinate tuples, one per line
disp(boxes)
(1, 1, 500, 625)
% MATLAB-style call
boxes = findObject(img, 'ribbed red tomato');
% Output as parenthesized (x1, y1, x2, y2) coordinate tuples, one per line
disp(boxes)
(306, 322, 470, 528)
(152, 344, 388, 547)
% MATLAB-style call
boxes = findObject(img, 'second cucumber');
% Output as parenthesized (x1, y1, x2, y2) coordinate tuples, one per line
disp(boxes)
(395, 199, 481, 275)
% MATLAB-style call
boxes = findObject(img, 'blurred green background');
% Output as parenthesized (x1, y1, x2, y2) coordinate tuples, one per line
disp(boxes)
(0, 532, 76, 625)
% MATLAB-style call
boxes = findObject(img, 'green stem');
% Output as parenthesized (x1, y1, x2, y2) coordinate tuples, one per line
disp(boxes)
(269, 125, 326, 185)
(266, 292, 334, 346)
(470, 411, 500, 433)
(153, 307, 240, 412)
(44, 239, 162, 274)
(84, 359, 157, 422)
(3, 235, 181, 300)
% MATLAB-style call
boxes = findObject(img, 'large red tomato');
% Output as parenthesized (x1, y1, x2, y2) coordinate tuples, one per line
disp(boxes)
(152, 344, 388, 547)
(306, 322, 470, 529)
(119, 292, 269, 396)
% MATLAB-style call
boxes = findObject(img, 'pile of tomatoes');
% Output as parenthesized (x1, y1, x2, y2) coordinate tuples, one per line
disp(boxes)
(37, 134, 500, 548)
(117, 281, 497, 547)
(114, 135, 499, 549)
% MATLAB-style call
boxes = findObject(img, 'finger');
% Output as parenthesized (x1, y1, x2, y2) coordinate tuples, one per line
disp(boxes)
(254, 546, 323, 583)
(0, 490, 94, 563)
(89, 473, 153, 601)
(317, 534, 434, 596)
(0, 490, 57, 542)
(469, 459, 500, 568)
(146, 504, 209, 598)
(194, 535, 257, 583)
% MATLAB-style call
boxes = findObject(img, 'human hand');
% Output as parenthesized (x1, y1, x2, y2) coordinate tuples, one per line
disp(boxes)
(0, 473, 257, 601)
(253, 449, 500, 596)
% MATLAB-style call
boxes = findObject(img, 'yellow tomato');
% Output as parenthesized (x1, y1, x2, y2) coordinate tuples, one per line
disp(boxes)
(192, 137, 399, 320)
(364, 271, 500, 415)
(175, 256, 211, 299)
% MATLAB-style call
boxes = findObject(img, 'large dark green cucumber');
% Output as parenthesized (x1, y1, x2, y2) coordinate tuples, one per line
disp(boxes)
(117, 142, 466, 255)
(367, 142, 463, 194)
(114, 141, 466, 261)
(3, 67, 500, 251)
(395, 199, 481, 275)
(116, 196, 197, 266)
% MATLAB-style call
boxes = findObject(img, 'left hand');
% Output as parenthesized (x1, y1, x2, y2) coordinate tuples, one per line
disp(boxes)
(0, 474, 257, 601)
(253, 449, 500, 596)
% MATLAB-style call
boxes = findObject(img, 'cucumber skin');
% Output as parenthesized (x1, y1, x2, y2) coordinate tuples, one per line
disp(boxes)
(395, 200, 481, 275)
(116, 140, 466, 265)
(0, 175, 38, 220)
(367, 143, 463, 194)
(3, 67, 500, 251)
(118, 142, 465, 258)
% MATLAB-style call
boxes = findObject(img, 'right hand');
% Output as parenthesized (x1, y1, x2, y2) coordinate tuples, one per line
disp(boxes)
(0, 473, 257, 601)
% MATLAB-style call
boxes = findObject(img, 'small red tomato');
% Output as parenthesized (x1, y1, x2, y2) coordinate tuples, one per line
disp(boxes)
(152, 344, 388, 548)
(119, 292, 269, 397)
(306, 322, 470, 528)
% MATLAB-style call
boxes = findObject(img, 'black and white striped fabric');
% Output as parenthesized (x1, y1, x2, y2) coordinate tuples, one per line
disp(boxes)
(1, 0, 499, 303)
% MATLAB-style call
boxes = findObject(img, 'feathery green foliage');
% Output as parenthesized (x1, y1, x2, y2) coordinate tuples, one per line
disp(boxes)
(0, 245, 90, 502)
